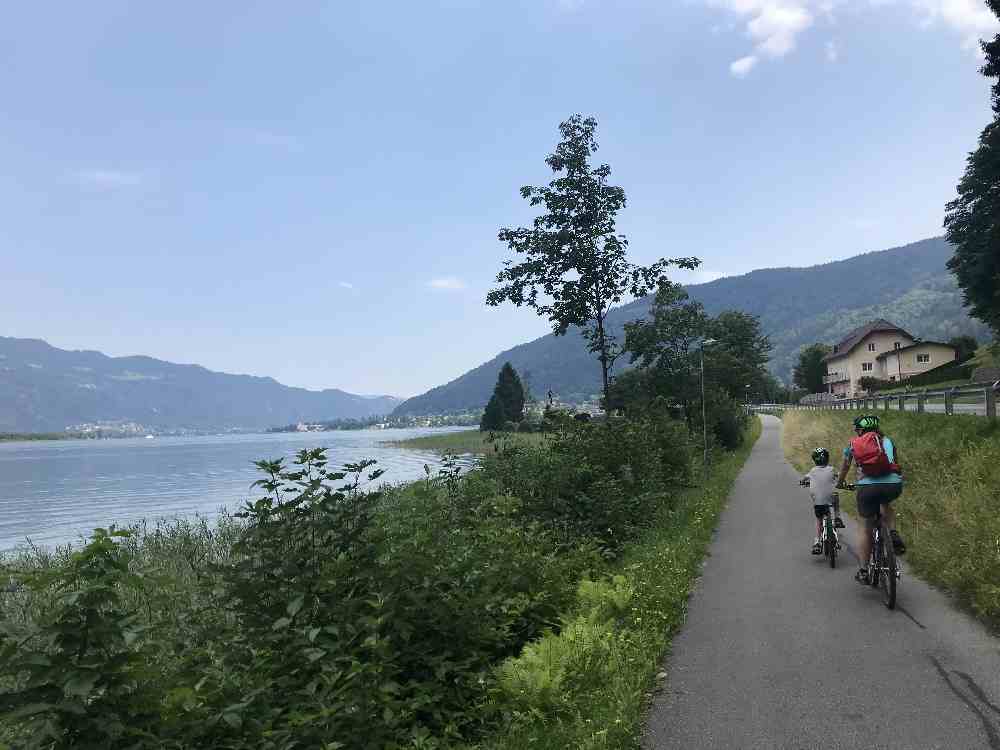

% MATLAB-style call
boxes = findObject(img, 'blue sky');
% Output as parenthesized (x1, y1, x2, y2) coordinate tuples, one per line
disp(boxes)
(1, 0, 996, 397)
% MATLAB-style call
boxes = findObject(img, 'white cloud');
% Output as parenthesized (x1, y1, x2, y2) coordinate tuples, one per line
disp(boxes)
(427, 277, 467, 291)
(337, 281, 355, 289)
(70, 169, 143, 188)
(730, 55, 759, 76)
(747, 3, 813, 57)
(709, 0, 1000, 73)
(911, 0, 999, 51)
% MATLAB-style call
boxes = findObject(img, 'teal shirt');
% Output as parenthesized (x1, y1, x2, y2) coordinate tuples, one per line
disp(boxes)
(844, 435, 903, 485)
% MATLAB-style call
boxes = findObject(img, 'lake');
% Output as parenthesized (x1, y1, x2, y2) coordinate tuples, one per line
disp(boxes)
(0, 428, 471, 551)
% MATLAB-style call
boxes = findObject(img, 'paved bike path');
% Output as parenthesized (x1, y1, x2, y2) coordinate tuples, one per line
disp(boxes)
(643, 415, 1000, 750)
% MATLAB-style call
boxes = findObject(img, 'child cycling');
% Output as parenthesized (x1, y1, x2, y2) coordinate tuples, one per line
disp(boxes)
(800, 447, 842, 554)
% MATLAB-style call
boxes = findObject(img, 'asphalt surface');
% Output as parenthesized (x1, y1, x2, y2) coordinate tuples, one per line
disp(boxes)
(643, 415, 1000, 750)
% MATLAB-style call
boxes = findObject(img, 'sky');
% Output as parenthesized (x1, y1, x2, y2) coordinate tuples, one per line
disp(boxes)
(1, 0, 996, 397)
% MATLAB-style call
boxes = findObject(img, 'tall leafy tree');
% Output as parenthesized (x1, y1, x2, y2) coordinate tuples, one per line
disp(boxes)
(945, 3, 1000, 340)
(622, 287, 772, 437)
(487, 115, 699, 405)
(623, 281, 707, 413)
(793, 343, 832, 394)
(701, 311, 773, 400)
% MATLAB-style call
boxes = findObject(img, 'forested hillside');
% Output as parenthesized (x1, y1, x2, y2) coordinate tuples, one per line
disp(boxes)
(394, 237, 988, 415)
(0, 338, 400, 433)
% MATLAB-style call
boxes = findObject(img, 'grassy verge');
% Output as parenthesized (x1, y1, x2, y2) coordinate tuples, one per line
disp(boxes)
(383, 429, 550, 454)
(782, 410, 1000, 628)
(475, 416, 762, 750)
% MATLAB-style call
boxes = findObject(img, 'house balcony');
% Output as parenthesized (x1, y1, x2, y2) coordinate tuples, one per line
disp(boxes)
(823, 372, 848, 384)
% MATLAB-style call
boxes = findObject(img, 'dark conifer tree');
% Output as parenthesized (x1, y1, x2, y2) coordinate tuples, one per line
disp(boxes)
(494, 363, 526, 423)
(480, 393, 506, 431)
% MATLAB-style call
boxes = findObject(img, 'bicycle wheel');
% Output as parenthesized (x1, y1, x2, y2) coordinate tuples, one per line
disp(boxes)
(869, 529, 880, 587)
(880, 524, 897, 609)
(827, 519, 837, 569)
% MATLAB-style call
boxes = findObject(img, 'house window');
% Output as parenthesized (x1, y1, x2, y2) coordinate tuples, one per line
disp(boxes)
(894, 342, 901, 349)
(862, 362, 874, 372)
(868, 343, 877, 352)
(917, 354, 930, 364)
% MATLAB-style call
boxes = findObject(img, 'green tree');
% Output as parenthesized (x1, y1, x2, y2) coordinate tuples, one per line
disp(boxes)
(487, 114, 699, 406)
(495, 362, 526, 422)
(701, 310, 773, 400)
(945, 4, 1000, 340)
(480, 393, 506, 431)
(480, 363, 526, 430)
(948, 334, 978, 362)
(622, 281, 707, 418)
(793, 343, 832, 394)
(623, 294, 768, 445)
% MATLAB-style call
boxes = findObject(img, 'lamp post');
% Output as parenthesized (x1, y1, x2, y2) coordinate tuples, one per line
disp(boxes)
(700, 338, 718, 483)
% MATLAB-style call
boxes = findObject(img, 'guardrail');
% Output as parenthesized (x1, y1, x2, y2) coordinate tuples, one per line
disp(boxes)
(754, 381, 1000, 420)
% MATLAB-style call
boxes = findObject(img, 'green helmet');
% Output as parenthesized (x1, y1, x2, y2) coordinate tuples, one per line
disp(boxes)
(853, 414, 879, 432)
(811, 447, 830, 466)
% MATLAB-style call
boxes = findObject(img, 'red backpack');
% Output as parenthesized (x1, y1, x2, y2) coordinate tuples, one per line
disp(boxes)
(851, 432, 900, 477)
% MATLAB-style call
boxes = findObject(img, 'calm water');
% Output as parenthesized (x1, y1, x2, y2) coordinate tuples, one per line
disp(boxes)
(0, 428, 470, 551)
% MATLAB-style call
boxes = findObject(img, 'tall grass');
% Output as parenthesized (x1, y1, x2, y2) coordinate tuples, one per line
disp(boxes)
(782, 410, 1000, 627)
(382, 429, 551, 454)
(476, 416, 762, 750)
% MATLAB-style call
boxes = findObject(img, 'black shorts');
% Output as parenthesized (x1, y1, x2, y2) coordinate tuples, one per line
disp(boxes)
(856, 483, 902, 519)
(813, 504, 831, 519)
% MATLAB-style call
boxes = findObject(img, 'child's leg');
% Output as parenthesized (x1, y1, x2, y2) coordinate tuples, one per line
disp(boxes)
(815, 517, 823, 537)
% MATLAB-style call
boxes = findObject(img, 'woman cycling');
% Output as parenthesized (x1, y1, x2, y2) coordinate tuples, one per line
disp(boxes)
(836, 414, 905, 584)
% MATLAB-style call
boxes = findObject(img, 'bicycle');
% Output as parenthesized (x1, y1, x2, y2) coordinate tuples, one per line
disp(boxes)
(841, 484, 898, 609)
(799, 479, 840, 569)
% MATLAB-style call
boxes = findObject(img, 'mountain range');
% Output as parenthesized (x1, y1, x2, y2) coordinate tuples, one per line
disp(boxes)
(392, 237, 989, 416)
(0, 338, 400, 433)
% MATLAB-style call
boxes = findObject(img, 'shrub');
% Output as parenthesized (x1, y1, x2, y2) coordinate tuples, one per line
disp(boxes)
(859, 375, 894, 392)
(0, 528, 162, 750)
(481, 415, 693, 554)
(0, 412, 698, 748)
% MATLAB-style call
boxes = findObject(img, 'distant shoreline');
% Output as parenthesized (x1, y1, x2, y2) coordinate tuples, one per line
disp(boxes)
(0, 432, 96, 444)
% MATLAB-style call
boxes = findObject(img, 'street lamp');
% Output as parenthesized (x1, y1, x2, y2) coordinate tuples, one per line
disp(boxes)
(700, 338, 718, 483)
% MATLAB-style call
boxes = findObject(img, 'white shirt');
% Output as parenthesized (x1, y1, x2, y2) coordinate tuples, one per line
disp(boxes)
(804, 465, 837, 506)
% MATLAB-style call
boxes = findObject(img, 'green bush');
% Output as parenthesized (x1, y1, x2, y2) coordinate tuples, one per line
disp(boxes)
(0, 528, 162, 750)
(2, 414, 697, 747)
(481, 416, 693, 555)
